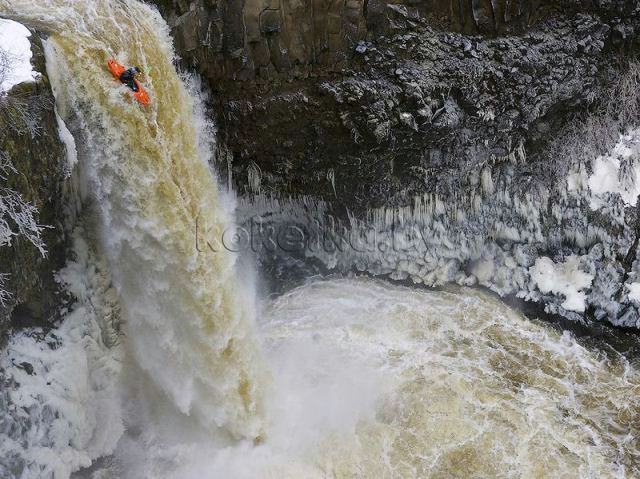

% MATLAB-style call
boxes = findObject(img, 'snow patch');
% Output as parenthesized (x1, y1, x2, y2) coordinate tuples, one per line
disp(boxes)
(587, 129, 640, 208)
(0, 19, 38, 92)
(530, 256, 594, 313)
(627, 282, 640, 303)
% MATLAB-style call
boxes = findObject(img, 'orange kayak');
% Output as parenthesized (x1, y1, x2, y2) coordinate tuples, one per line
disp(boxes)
(107, 59, 151, 106)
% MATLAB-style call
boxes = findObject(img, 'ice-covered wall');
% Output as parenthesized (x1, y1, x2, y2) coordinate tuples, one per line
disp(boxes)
(237, 128, 640, 327)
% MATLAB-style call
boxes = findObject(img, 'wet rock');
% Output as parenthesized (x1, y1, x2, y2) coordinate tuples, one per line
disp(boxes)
(17, 362, 34, 376)
(260, 9, 282, 34)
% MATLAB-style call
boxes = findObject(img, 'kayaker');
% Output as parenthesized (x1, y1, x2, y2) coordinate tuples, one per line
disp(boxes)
(119, 66, 142, 92)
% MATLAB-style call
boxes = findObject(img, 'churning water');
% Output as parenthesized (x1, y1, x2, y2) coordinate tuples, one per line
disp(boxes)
(109, 279, 640, 478)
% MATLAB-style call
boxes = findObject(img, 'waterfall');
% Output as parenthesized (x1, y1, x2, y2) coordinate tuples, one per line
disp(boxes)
(2, 2, 640, 479)
(0, 0, 264, 441)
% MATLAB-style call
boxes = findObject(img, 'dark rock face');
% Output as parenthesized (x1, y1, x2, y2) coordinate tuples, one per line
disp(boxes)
(220, 14, 620, 211)
(0, 33, 69, 334)
(153, 0, 640, 328)
(153, 0, 639, 212)
(154, 1, 638, 80)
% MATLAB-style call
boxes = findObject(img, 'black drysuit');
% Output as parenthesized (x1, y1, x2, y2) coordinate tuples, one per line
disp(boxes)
(119, 68, 140, 92)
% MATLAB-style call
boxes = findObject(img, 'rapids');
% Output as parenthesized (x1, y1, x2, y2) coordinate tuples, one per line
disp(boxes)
(108, 279, 640, 478)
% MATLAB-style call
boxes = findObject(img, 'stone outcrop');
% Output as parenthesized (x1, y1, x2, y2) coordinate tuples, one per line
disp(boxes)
(0, 33, 69, 334)
(152, 0, 640, 328)
(154, 0, 639, 81)
(153, 0, 639, 212)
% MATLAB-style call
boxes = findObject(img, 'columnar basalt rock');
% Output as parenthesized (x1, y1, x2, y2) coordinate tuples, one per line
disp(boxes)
(154, 0, 369, 80)
(152, 0, 640, 326)
(154, 1, 639, 80)
(152, 0, 639, 209)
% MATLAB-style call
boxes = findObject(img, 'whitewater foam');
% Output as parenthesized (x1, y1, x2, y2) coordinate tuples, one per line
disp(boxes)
(0, 231, 122, 478)
(101, 278, 640, 478)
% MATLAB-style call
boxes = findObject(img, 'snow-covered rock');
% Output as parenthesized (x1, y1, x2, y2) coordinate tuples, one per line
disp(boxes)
(627, 282, 640, 303)
(0, 19, 37, 92)
(587, 128, 640, 208)
(529, 256, 593, 313)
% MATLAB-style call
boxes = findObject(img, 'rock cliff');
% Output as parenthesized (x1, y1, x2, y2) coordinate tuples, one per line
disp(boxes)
(155, 0, 639, 209)
(154, 0, 640, 328)
(4, 3, 640, 331)
(0, 32, 69, 334)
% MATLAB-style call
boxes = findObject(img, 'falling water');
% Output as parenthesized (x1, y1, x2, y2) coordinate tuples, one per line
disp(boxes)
(0, 0, 265, 441)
